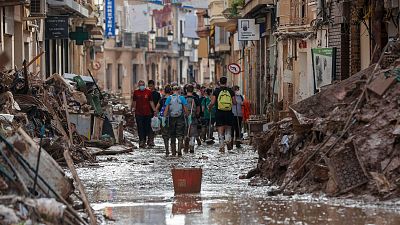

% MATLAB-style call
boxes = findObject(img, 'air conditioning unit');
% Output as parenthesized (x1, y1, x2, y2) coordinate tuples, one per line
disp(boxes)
(30, 0, 46, 16)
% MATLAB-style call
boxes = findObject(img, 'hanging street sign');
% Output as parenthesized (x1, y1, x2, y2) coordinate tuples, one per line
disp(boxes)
(238, 19, 260, 41)
(227, 63, 241, 75)
(105, 0, 116, 37)
(45, 16, 69, 39)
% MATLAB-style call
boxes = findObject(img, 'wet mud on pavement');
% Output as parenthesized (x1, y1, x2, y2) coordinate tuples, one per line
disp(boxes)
(76, 139, 400, 225)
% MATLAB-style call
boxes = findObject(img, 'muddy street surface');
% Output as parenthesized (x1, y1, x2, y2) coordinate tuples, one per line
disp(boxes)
(77, 139, 400, 225)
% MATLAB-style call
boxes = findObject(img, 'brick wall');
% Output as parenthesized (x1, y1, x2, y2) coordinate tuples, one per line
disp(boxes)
(328, 0, 351, 81)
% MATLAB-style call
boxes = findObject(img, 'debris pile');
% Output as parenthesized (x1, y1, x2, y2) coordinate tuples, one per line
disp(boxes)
(0, 53, 132, 223)
(252, 41, 400, 199)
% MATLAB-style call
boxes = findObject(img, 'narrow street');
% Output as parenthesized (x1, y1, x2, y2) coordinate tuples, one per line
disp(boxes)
(77, 138, 400, 225)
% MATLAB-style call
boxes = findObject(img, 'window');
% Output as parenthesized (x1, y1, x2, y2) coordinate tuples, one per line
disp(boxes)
(106, 64, 112, 90)
(117, 64, 123, 90)
(132, 64, 137, 85)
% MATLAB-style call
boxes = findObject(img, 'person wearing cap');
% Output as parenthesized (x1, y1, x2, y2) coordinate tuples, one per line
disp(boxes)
(164, 85, 188, 156)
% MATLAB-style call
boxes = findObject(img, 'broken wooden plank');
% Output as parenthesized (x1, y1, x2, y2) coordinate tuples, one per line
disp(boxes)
(62, 91, 73, 146)
(2, 128, 73, 199)
(94, 146, 133, 156)
(91, 116, 104, 140)
(367, 73, 397, 96)
(64, 150, 97, 225)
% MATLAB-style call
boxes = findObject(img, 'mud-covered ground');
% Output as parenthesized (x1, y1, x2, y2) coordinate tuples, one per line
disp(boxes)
(76, 139, 400, 225)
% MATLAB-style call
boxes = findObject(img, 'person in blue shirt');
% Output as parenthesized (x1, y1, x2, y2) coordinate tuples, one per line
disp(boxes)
(164, 85, 188, 156)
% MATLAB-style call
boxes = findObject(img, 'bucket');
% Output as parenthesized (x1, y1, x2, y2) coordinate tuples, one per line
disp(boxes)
(171, 168, 202, 194)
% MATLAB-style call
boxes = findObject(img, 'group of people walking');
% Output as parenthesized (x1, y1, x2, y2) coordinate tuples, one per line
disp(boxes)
(131, 77, 246, 157)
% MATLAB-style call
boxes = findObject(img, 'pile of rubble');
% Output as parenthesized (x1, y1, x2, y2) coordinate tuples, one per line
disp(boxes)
(0, 54, 134, 223)
(252, 41, 400, 199)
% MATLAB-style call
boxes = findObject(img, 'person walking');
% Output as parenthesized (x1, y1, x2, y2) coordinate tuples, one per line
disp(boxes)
(147, 80, 161, 147)
(201, 88, 216, 140)
(157, 85, 172, 156)
(132, 80, 157, 148)
(232, 85, 244, 148)
(208, 77, 237, 152)
(184, 84, 201, 153)
(164, 85, 188, 156)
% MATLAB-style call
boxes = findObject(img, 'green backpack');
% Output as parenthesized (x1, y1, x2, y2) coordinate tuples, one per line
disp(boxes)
(217, 89, 232, 111)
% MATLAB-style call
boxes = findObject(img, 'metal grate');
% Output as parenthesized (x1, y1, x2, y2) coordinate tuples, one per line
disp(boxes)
(326, 143, 369, 194)
(123, 33, 133, 47)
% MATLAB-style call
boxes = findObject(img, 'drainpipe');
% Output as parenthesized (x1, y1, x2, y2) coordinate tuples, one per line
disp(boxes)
(317, 0, 324, 19)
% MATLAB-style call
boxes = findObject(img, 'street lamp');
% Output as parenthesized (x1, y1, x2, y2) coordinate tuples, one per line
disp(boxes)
(167, 30, 174, 42)
(149, 29, 156, 40)
(193, 38, 200, 46)
(204, 10, 210, 27)
(182, 36, 188, 43)
(187, 38, 193, 46)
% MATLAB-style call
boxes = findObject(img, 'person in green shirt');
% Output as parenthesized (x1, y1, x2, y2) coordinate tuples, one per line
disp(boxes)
(201, 88, 216, 140)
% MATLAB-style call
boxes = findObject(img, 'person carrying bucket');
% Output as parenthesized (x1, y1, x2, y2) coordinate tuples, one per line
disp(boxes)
(184, 84, 201, 153)
(157, 85, 172, 156)
(208, 77, 237, 153)
(232, 85, 244, 148)
(164, 85, 188, 157)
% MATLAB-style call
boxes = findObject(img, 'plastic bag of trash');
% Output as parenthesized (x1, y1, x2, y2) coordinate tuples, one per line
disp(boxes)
(0, 205, 20, 225)
(35, 198, 66, 221)
(151, 116, 161, 131)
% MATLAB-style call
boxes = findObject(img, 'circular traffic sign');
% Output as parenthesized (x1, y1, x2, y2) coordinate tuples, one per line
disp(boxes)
(227, 63, 241, 74)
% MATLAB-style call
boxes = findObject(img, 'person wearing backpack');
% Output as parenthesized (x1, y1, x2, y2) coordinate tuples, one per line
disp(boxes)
(156, 85, 172, 156)
(164, 85, 188, 156)
(184, 84, 201, 153)
(232, 85, 244, 148)
(201, 88, 216, 140)
(208, 76, 237, 153)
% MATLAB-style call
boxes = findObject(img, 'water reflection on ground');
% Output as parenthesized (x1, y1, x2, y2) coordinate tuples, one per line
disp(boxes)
(77, 139, 400, 225)
(92, 195, 400, 225)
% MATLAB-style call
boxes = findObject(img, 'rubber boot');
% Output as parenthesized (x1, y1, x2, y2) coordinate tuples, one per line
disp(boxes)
(190, 137, 195, 153)
(225, 128, 233, 150)
(139, 140, 146, 149)
(147, 135, 155, 148)
(196, 137, 202, 146)
(164, 138, 170, 157)
(235, 140, 242, 149)
(184, 137, 189, 153)
(171, 138, 177, 156)
(177, 138, 183, 156)
(201, 127, 207, 141)
(219, 134, 225, 153)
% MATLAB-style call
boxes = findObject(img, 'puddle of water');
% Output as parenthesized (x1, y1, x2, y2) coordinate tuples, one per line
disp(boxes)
(77, 139, 400, 225)
(93, 195, 400, 225)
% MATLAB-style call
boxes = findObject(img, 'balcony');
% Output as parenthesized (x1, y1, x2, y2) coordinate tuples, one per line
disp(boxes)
(209, 0, 227, 27)
(0, 0, 27, 7)
(196, 10, 210, 38)
(242, 0, 274, 17)
(47, 0, 89, 18)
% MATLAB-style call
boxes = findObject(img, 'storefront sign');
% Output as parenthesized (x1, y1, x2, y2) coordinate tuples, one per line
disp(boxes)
(45, 16, 69, 39)
(238, 19, 260, 41)
(105, 0, 115, 37)
(312, 48, 336, 92)
(227, 63, 241, 74)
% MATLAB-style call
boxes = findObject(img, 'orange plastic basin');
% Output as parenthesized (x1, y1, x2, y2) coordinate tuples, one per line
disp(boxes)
(171, 168, 202, 194)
